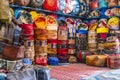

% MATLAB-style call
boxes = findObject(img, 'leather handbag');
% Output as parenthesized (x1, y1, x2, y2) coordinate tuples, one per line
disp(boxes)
(0, 42, 25, 60)
(29, 0, 45, 7)
(7, 65, 37, 80)
(0, 23, 14, 43)
(14, 0, 30, 6)
(34, 65, 50, 80)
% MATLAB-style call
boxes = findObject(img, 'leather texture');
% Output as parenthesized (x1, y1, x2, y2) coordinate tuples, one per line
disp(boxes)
(2, 43, 25, 60)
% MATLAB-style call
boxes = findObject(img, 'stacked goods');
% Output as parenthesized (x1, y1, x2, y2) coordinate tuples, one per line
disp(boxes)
(97, 19, 109, 54)
(66, 18, 77, 63)
(104, 17, 120, 54)
(86, 55, 107, 67)
(76, 20, 88, 63)
(34, 14, 47, 66)
(107, 54, 120, 68)
(88, 21, 98, 54)
(19, 24, 35, 61)
(46, 15, 59, 65)
(46, 15, 58, 56)
(57, 20, 68, 63)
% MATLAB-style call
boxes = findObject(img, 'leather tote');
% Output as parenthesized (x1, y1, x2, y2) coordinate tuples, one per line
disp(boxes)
(0, 42, 25, 60)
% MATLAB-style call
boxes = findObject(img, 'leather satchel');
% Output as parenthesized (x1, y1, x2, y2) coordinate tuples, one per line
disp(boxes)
(0, 42, 25, 60)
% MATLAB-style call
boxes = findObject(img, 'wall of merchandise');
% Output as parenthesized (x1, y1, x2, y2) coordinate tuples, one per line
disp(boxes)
(0, 0, 120, 68)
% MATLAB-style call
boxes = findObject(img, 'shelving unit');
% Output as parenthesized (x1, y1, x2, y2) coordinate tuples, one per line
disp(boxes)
(10, 4, 120, 20)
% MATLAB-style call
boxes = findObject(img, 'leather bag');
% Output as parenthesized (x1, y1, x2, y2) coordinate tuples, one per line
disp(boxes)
(0, 42, 25, 60)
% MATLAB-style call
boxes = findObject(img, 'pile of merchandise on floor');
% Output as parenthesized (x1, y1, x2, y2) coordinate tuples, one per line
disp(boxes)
(0, 0, 120, 79)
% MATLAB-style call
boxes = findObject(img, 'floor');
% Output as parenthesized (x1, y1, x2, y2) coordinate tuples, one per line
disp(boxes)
(50, 63, 110, 80)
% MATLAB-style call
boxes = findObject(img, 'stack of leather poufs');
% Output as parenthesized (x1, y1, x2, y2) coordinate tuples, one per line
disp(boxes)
(57, 20, 68, 63)
(88, 22, 98, 54)
(97, 19, 109, 54)
(19, 24, 35, 61)
(34, 15, 47, 66)
(66, 18, 77, 63)
(76, 21, 88, 63)
(106, 17, 120, 54)
(46, 15, 59, 65)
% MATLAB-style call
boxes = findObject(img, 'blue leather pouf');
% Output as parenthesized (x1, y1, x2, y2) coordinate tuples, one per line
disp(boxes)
(48, 57, 59, 66)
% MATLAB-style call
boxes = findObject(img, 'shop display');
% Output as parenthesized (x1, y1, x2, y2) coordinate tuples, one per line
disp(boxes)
(76, 22, 88, 51)
(1, 0, 120, 80)
(58, 20, 68, 63)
